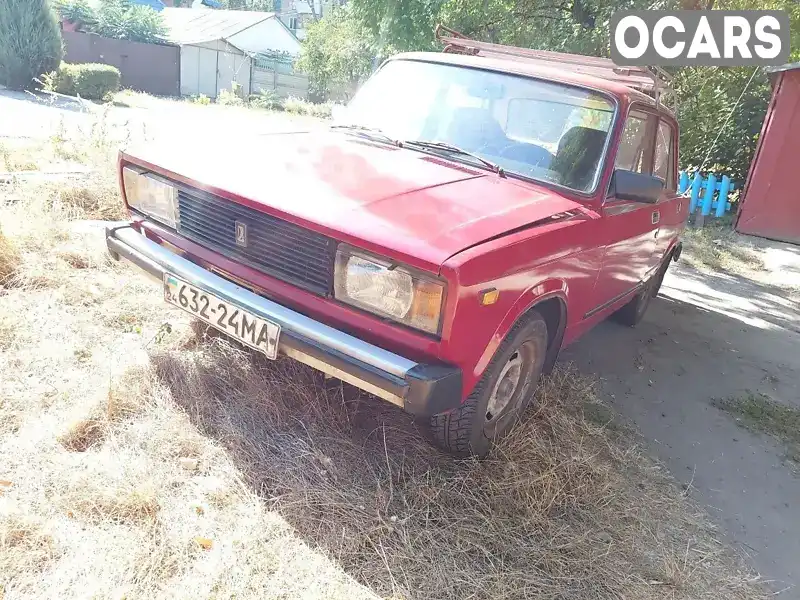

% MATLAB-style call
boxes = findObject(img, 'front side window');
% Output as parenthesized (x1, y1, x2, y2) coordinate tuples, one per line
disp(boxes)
(342, 59, 616, 193)
(653, 120, 675, 188)
(614, 112, 648, 173)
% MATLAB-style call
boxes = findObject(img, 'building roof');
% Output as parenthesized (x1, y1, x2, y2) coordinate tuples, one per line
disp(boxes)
(88, 0, 166, 9)
(132, 0, 165, 10)
(161, 7, 275, 45)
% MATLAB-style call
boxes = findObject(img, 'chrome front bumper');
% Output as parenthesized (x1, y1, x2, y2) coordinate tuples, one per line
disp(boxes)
(106, 225, 462, 416)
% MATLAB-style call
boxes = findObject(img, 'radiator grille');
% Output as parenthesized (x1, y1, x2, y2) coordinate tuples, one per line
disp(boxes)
(177, 187, 335, 295)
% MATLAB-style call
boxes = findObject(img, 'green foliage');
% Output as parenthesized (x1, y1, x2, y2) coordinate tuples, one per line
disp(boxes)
(674, 66, 772, 181)
(282, 96, 333, 117)
(249, 89, 281, 110)
(93, 0, 167, 44)
(47, 63, 121, 100)
(54, 0, 97, 28)
(55, 0, 168, 44)
(339, 0, 800, 183)
(188, 93, 211, 105)
(0, 0, 63, 91)
(297, 7, 377, 101)
(673, 0, 800, 180)
(217, 83, 245, 106)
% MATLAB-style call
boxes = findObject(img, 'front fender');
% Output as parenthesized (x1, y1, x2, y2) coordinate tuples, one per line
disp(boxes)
(471, 279, 568, 384)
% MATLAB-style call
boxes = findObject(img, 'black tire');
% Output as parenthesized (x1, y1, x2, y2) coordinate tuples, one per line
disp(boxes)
(611, 257, 670, 327)
(426, 312, 548, 457)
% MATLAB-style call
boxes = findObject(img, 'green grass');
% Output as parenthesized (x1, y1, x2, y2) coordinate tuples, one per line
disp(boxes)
(713, 392, 800, 464)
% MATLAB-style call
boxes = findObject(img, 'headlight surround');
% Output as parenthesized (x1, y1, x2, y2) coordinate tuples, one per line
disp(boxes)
(334, 246, 446, 335)
(122, 166, 179, 228)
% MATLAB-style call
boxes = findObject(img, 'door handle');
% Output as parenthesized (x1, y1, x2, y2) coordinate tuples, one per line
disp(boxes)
(651, 210, 660, 225)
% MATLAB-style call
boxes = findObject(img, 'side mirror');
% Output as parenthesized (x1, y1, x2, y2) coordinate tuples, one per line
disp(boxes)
(611, 169, 664, 204)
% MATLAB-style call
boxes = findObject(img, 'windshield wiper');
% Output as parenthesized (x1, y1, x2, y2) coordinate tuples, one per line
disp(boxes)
(330, 124, 399, 146)
(403, 140, 506, 177)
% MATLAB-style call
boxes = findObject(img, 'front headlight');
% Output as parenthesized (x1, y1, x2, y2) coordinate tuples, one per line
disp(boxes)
(122, 166, 179, 228)
(334, 246, 446, 335)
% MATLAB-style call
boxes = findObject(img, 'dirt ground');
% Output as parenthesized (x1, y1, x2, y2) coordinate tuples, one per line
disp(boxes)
(1, 90, 795, 598)
(563, 240, 800, 596)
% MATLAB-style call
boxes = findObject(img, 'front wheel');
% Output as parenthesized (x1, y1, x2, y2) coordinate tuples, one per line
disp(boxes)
(426, 312, 548, 457)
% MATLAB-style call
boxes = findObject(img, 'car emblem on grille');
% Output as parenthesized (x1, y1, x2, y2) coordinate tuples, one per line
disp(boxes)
(235, 221, 248, 247)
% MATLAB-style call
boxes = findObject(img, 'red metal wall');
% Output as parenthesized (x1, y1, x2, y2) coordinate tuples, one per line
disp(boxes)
(736, 70, 800, 244)
(63, 31, 180, 97)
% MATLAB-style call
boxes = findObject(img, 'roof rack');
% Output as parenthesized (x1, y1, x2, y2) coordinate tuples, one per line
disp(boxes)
(435, 24, 675, 110)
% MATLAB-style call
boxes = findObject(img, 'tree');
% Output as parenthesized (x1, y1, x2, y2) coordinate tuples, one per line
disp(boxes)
(94, 0, 168, 43)
(296, 7, 377, 100)
(674, 0, 800, 179)
(0, 0, 63, 90)
(55, 0, 168, 44)
(343, 0, 800, 183)
(54, 0, 97, 29)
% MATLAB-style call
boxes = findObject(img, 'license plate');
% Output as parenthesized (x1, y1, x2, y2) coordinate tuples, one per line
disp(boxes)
(163, 273, 280, 359)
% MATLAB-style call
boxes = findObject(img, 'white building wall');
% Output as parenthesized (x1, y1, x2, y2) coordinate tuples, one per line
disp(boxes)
(179, 41, 252, 99)
(228, 18, 301, 56)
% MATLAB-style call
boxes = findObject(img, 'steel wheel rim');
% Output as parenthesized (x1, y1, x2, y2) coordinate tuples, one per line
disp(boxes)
(485, 343, 533, 426)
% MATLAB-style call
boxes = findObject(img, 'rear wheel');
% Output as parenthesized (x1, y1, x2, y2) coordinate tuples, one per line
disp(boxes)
(611, 257, 670, 327)
(426, 312, 548, 457)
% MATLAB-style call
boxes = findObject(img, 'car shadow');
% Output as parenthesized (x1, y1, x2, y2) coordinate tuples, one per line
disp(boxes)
(560, 274, 800, 592)
(147, 264, 800, 596)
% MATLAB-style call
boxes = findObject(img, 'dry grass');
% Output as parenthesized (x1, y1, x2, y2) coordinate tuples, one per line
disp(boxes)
(0, 128, 767, 599)
(682, 224, 766, 275)
(0, 227, 21, 287)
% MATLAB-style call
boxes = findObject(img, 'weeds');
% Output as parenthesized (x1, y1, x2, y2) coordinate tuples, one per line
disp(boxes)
(682, 224, 766, 274)
(248, 89, 281, 110)
(282, 95, 333, 118)
(0, 227, 21, 287)
(187, 93, 211, 106)
(713, 392, 800, 464)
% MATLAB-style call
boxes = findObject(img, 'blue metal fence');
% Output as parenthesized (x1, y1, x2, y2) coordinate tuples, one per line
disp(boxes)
(678, 171, 736, 220)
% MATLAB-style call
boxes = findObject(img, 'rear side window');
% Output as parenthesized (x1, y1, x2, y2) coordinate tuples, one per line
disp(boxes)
(654, 120, 675, 189)
(614, 112, 648, 173)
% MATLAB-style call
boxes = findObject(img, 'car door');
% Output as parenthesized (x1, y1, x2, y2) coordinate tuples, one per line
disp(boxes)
(652, 117, 682, 261)
(590, 108, 661, 313)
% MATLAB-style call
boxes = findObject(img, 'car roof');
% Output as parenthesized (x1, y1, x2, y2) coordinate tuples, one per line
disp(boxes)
(389, 51, 663, 111)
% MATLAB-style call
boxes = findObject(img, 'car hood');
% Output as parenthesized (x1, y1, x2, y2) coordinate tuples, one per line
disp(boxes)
(124, 131, 586, 272)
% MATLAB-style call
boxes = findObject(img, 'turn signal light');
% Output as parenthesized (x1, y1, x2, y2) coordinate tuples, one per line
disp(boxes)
(479, 288, 499, 306)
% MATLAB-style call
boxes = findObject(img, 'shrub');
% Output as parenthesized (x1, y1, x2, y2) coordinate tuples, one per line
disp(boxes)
(249, 89, 281, 110)
(216, 83, 245, 107)
(48, 63, 121, 101)
(282, 96, 333, 118)
(187, 94, 211, 106)
(0, 0, 63, 91)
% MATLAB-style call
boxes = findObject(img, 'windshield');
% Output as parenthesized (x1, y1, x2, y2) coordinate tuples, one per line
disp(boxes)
(342, 59, 616, 193)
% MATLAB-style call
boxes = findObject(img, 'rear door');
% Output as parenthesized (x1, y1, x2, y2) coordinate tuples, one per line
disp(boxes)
(652, 117, 682, 260)
(590, 108, 661, 313)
